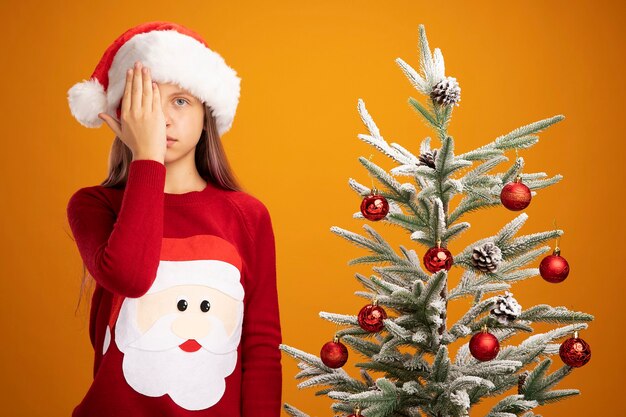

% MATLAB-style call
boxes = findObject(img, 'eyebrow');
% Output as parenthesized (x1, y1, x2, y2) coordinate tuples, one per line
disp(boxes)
(167, 90, 194, 98)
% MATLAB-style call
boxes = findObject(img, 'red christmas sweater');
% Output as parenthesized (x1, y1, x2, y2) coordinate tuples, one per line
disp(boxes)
(66, 159, 282, 416)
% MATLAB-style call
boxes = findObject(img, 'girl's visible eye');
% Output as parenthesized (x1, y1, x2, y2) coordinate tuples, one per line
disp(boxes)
(175, 98, 189, 106)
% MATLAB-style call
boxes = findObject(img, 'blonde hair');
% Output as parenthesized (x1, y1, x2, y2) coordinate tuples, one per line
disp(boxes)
(73, 104, 244, 316)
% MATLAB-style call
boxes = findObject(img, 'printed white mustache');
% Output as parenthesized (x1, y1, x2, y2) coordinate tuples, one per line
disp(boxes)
(127, 313, 232, 353)
(128, 314, 182, 351)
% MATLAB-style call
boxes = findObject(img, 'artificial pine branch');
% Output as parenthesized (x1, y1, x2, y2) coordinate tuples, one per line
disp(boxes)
(283, 403, 310, 417)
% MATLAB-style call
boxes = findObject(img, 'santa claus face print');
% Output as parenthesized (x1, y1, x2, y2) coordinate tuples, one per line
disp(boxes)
(109, 234, 246, 411)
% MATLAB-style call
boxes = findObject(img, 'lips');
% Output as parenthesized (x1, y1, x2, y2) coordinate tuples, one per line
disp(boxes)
(166, 137, 178, 142)
(179, 339, 202, 352)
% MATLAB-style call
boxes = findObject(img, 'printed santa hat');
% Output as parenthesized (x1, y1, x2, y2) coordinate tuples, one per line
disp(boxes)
(108, 234, 244, 331)
(67, 21, 241, 136)
(150, 234, 244, 298)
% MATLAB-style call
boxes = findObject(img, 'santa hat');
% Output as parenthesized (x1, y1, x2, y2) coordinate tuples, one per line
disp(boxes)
(108, 234, 244, 331)
(67, 21, 241, 136)
(150, 234, 244, 298)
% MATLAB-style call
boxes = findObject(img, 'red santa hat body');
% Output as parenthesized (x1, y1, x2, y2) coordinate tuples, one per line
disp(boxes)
(67, 21, 241, 136)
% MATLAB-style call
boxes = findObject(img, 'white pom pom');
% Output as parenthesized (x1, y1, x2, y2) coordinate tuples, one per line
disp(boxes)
(67, 78, 107, 128)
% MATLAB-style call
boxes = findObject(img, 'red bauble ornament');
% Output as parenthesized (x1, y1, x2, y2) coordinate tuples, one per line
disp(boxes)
(360, 188, 389, 221)
(500, 176, 532, 211)
(469, 329, 500, 361)
(423, 244, 453, 273)
(357, 301, 387, 332)
(539, 248, 570, 283)
(559, 332, 591, 368)
(320, 336, 349, 368)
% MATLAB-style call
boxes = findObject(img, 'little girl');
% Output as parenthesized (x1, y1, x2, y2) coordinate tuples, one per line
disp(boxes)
(66, 21, 282, 416)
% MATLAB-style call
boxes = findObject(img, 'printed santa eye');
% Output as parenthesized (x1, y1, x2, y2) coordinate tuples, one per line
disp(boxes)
(200, 300, 211, 312)
(177, 299, 188, 312)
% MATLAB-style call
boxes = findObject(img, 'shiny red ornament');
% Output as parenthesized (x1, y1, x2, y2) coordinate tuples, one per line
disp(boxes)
(540, 248, 570, 283)
(320, 336, 349, 368)
(360, 189, 389, 221)
(500, 176, 532, 211)
(559, 333, 591, 368)
(423, 245, 453, 273)
(357, 302, 387, 332)
(469, 330, 500, 361)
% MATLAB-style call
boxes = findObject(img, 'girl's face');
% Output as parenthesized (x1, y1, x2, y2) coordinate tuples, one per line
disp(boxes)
(156, 82, 205, 163)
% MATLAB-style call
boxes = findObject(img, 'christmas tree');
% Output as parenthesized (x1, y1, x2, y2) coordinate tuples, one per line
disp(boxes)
(279, 24, 594, 417)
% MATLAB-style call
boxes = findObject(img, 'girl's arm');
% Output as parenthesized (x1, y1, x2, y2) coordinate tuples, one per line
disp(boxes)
(66, 159, 165, 298)
(240, 202, 283, 417)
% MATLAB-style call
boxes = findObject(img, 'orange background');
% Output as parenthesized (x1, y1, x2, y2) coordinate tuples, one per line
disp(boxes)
(0, 0, 624, 416)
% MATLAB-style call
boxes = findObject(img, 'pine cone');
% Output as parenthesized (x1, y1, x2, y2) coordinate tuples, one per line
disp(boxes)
(490, 291, 522, 324)
(518, 370, 530, 394)
(430, 76, 461, 106)
(418, 149, 438, 169)
(471, 242, 503, 273)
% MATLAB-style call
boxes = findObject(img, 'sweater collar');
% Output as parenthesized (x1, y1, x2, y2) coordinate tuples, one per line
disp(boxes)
(164, 179, 218, 205)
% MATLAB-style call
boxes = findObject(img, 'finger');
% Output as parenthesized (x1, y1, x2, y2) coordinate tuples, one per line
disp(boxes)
(131, 61, 143, 111)
(99, 113, 121, 137)
(152, 81, 161, 113)
(142, 66, 153, 111)
(121, 67, 132, 114)
(98, 113, 122, 138)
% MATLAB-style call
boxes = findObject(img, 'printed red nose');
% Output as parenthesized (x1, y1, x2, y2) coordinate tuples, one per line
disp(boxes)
(179, 339, 202, 352)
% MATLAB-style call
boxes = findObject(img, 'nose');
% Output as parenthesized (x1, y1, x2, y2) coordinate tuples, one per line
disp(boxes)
(172, 312, 211, 340)
(162, 105, 172, 126)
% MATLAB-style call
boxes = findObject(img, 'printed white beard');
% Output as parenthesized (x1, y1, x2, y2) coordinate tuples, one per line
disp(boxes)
(114, 299, 243, 411)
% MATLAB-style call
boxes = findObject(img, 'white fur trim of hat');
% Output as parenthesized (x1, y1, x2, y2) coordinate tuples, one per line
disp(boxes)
(147, 259, 244, 300)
